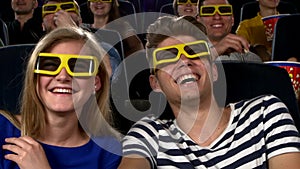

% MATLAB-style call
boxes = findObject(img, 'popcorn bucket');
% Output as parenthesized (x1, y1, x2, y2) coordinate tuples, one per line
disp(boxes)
(262, 14, 289, 41)
(266, 61, 300, 98)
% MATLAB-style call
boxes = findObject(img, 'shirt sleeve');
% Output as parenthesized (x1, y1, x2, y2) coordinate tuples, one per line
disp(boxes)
(121, 115, 160, 168)
(263, 95, 300, 159)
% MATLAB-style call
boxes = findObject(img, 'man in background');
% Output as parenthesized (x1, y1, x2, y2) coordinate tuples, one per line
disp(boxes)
(7, 0, 44, 45)
(197, 0, 261, 62)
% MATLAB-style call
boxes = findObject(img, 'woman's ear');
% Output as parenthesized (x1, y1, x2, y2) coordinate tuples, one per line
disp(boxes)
(149, 74, 162, 92)
(94, 75, 101, 92)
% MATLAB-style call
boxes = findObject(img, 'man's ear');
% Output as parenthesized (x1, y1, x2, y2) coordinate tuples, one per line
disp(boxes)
(231, 14, 235, 27)
(94, 75, 101, 92)
(149, 74, 162, 92)
(33, 0, 38, 9)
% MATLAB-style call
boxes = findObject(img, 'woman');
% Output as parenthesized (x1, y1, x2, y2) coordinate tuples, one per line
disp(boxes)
(0, 26, 121, 169)
(173, 0, 198, 17)
(82, 0, 144, 58)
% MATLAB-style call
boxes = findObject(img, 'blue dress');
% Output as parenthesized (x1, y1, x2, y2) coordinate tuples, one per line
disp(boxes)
(0, 114, 121, 169)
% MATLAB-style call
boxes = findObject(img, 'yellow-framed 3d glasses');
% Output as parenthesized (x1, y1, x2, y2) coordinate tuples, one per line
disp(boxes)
(42, 2, 79, 17)
(177, 0, 198, 5)
(199, 4, 232, 16)
(88, 0, 112, 3)
(34, 53, 99, 77)
(152, 40, 210, 72)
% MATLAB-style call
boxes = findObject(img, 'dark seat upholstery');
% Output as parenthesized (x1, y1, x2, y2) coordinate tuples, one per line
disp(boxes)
(214, 61, 300, 131)
(0, 44, 35, 114)
(159, 3, 175, 16)
(271, 14, 300, 61)
(128, 0, 142, 13)
(110, 50, 152, 134)
(0, 18, 9, 46)
(118, 0, 138, 30)
(240, 1, 298, 22)
(154, 0, 173, 12)
(112, 57, 300, 134)
(92, 28, 125, 60)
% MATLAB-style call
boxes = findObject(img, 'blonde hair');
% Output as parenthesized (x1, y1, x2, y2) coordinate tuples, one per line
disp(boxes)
(20, 26, 119, 138)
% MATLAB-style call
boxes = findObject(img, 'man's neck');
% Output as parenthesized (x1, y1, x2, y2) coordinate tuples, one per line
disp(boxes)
(15, 12, 34, 27)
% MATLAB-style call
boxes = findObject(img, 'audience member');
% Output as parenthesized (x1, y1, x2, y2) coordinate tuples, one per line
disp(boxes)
(236, 0, 282, 61)
(0, 26, 121, 168)
(6, 0, 44, 45)
(42, 0, 81, 33)
(197, 0, 261, 62)
(117, 15, 300, 169)
(42, 0, 121, 77)
(82, 0, 144, 58)
(173, 0, 198, 17)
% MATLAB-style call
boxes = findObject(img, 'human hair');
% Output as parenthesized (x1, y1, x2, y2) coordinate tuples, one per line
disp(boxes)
(145, 15, 209, 73)
(20, 26, 118, 138)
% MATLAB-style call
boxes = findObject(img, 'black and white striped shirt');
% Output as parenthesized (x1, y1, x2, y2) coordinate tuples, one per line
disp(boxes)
(122, 95, 300, 169)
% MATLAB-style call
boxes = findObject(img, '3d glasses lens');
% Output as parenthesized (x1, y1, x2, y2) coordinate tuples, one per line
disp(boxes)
(60, 3, 76, 10)
(43, 5, 58, 12)
(88, 0, 112, 2)
(177, 0, 197, 4)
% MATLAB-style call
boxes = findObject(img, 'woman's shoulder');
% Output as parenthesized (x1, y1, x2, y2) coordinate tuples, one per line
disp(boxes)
(0, 111, 21, 139)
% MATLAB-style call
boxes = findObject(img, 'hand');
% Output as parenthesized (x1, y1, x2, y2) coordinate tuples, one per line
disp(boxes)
(213, 33, 250, 55)
(2, 136, 51, 169)
(53, 10, 78, 28)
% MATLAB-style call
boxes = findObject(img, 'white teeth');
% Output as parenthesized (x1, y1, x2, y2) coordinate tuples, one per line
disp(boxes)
(212, 24, 222, 28)
(52, 88, 72, 94)
(177, 74, 198, 84)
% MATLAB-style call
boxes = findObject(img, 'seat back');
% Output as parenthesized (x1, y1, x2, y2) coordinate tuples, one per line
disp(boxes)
(0, 18, 9, 46)
(240, 1, 298, 22)
(0, 44, 35, 114)
(128, 0, 142, 13)
(155, 0, 173, 12)
(93, 28, 125, 60)
(272, 14, 300, 61)
(118, 0, 138, 30)
(214, 61, 300, 131)
(159, 3, 175, 16)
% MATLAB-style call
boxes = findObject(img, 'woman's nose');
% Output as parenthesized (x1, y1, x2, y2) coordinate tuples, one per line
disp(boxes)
(55, 68, 72, 81)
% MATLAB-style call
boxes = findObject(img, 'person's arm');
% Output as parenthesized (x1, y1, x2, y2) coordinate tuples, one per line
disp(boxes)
(118, 116, 159, 169)
(118, 156, 151, 169)
(268, 152, 300, 169)
(212, 33, 250, 57)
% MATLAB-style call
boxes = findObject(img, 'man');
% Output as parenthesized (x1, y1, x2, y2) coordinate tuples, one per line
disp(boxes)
(41, 0, 82, 33)
(117, 15, 300, 169)
(7, 0, 44, 45)
(196, 0, 261, 62)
